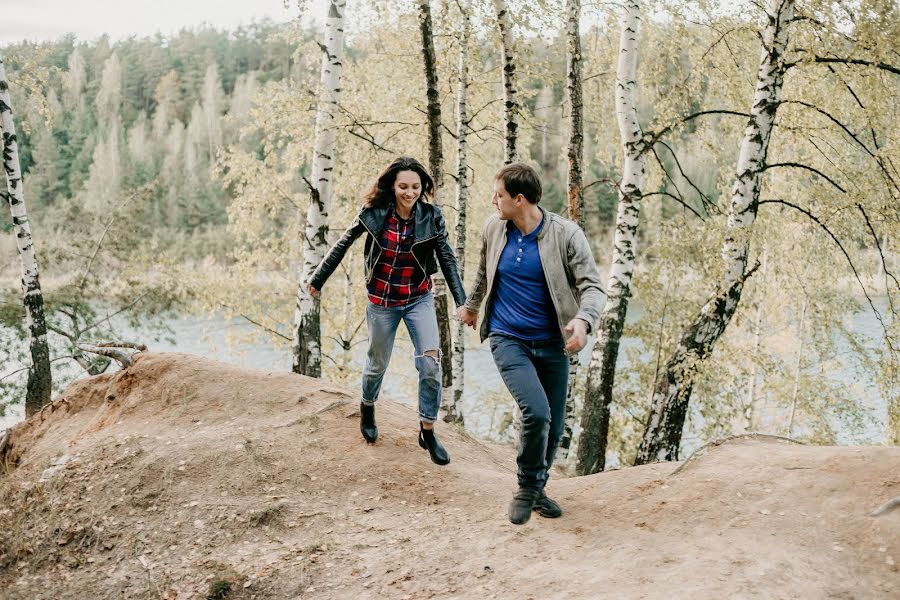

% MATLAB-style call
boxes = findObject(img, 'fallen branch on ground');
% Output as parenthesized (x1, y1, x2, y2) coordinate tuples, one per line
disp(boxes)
(76, 341, 147, 368)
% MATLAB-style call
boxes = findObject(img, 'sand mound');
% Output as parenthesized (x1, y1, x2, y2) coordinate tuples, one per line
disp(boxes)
(1, 352, 897, 599)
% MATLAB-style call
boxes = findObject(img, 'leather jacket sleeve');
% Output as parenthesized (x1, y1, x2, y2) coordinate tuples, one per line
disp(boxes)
(309, 215, 366, 290)
(433, 208, 467, 307)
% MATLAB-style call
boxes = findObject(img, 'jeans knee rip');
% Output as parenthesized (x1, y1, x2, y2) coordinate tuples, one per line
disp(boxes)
(416, 349, 442, 365)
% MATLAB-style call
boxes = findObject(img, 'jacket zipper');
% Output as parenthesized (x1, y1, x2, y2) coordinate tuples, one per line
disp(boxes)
(411, 234, 439, 274)
(359, 218, 382, 283)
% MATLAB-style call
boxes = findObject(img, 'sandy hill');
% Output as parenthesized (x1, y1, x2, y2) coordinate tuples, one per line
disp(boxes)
(0, 352, 897, 599)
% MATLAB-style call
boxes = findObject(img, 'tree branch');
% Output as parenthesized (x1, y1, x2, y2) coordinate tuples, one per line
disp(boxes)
(76, 343, 142, 368)
(583, 177, 620, 193)
(79, 184, 149, 291)
(779, 100, 875, 156)
(650, 145, 687, 205)
(786, 56, 900, 76)
(644, 110, 751, 151)
(81, 291, 151, 335)
(655, 139, 716, 210)
(220, 303, 291, 341)
(347, 127, 395, 154)
(413, 106, 458, 140)
(857, 203, 900, 304)
(763, 162, 847, 192)
(759, 199, 895, 351)
(780, 100, 900, 196)
(641, 191, 705, 220)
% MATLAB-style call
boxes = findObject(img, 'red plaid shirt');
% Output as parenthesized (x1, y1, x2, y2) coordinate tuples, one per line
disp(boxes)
(367, 204, 432, 307)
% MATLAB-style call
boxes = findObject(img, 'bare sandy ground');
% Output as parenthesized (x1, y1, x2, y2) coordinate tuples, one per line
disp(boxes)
(1, 352, 897, 599)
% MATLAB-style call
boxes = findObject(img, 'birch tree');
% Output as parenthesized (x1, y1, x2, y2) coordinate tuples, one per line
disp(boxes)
(576, 0, 647, 475)
(558, 0, 585, 463)
(635, 0, 796, 464)
(492, 0, 519, 163)
(1, 57, 52, 416)
(447, 2, 472, 423)
(418, 0, 454, 388)
(565, 0, 584, 230)
(293, 0, 346, 377)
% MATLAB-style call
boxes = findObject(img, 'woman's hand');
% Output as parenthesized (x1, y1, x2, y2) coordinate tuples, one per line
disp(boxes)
(306, 282, 321, 298)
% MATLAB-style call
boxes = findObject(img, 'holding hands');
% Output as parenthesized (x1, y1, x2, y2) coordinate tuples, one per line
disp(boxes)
(564, 318, 588, 354)
(456, 306, 477, 329)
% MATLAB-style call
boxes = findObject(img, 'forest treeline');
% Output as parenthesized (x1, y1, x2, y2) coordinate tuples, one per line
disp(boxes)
(2, 0, 898, 467)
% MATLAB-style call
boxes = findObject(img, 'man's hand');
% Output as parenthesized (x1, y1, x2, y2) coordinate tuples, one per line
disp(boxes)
(456, 306, 477, 329)
(564, 318, 589, 354)
(306, 282, 320, 298)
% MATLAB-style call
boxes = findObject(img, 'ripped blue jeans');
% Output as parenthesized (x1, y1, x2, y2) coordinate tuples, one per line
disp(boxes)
(362, 292, 442, 423)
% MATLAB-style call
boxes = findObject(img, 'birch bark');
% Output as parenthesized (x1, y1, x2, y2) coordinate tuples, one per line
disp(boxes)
(0, 58, 52, 416)
(635, 0, 795, 464)
(558, 0, 585, 463)
(492, 0, 518, 163)
(418, 0, 454, 388)
(448, 6, 471, 424)
(565, 0, 584, 229)
(292, 0, 346, 377)
(575, 0, 646, 475)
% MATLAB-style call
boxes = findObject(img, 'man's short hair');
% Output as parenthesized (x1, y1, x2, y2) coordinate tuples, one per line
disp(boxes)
(495, 162, 542, 204)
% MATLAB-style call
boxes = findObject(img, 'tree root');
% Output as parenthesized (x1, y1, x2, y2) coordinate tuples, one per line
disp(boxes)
(38, 397, 72, 422)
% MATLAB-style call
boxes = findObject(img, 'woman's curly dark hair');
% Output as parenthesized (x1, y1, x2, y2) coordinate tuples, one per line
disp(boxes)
(363, 156, 435, 208)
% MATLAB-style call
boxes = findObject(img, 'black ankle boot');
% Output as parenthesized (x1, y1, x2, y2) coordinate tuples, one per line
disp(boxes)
(360, 402, 377, 444)
(418, 424, 450, 465)
(508, 487, 540, 525)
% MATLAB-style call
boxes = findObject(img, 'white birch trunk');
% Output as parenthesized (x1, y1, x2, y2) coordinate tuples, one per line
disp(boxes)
(492, 0, 519, 163)
(292, 0, 346, 377)
(1, 58, 53, 416)
(575, 0, 646, 475)
(418, 0, 454, 389)
(635, 0, 795, 465)
(448, 7, 471, 424)
(558, 0, 585, 463)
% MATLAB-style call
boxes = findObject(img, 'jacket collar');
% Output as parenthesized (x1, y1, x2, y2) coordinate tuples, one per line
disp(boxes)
(413, 200, 433, 241)
(535, 205, 552, 240)
(360, 200, 435, 240)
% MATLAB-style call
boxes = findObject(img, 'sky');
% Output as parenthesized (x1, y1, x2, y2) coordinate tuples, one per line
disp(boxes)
(0, 0, 309, 46)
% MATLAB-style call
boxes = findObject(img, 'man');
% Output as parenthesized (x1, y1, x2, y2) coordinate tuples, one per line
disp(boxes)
(457, 162, 605, 525)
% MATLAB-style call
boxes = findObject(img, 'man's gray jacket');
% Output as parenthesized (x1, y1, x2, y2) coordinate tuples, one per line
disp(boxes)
(464, 207, 606, 343)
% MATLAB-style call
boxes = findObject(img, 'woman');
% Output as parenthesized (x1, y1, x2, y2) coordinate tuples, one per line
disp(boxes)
(306, 157, 466, 465)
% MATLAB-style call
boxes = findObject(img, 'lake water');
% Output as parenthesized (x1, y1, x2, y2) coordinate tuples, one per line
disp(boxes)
(1, 298, 892, 461)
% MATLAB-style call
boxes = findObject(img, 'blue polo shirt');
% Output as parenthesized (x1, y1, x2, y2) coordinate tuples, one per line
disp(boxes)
(488, 219, 559, 341)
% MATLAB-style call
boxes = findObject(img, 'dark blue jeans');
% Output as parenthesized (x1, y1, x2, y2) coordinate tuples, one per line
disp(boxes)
(489, 334, 569, 491)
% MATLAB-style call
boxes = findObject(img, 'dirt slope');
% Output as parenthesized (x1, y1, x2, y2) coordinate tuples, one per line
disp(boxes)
(1, 352, 897, 599)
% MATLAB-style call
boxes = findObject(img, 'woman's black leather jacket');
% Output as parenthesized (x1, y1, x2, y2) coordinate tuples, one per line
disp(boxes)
(310, 201, 466, 307)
